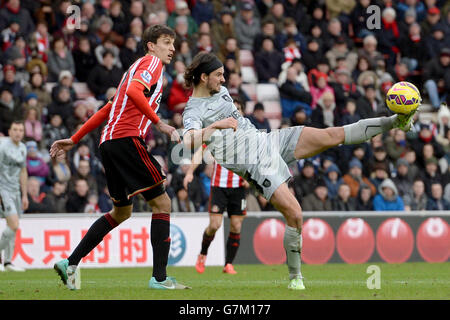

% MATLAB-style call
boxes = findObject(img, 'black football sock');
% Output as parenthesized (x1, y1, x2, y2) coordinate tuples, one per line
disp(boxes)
(200, 230, 215, 256)
(151, 213, 170, 282)
(68, 213, 118, 266)
(225, 232, 240, 265)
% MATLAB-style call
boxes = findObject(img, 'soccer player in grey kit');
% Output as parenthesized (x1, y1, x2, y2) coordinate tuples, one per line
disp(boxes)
(182, 52, 415, 289)
(0, 121, 28, 272)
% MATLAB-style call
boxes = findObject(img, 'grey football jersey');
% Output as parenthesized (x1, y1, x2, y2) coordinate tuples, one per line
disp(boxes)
(0, 137, 27, 193)
(183, 86, 264, 166)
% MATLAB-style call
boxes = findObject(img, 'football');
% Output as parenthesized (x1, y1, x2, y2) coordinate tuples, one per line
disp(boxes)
(386, 81, 422, 114)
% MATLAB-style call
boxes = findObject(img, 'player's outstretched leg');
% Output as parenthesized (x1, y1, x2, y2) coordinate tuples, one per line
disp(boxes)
(54, 205, 129, 290)
(148, 193, 190, 289)
(270, 183, 305, 290)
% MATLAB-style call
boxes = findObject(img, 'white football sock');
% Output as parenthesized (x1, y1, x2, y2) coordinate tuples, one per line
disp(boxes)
(283, 225, 302, 280)
(343, 115, 397, 145)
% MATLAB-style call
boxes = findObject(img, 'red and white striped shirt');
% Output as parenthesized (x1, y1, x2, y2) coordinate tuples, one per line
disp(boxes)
(100, 54, 164, 144)
(211, 161, 244, 188)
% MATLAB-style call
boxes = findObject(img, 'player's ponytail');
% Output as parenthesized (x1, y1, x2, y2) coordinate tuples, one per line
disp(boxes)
(184, 52, 223, 88)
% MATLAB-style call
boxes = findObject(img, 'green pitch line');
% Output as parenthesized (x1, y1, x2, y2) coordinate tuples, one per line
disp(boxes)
(0, 262, 448, 300)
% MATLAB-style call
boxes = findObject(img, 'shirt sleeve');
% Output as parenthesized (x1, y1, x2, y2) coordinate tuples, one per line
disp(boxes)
(182, 108, 203, 136)
(131, 55, 163, 91)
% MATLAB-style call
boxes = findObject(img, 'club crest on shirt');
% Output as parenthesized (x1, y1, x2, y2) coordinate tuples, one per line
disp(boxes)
(140, 70, 151, 83)
(222, 95, 232, 102)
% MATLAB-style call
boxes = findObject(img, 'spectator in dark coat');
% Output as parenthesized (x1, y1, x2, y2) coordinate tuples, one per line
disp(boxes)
(253, 18, 278, 53)
(423, 48, 450, 109)
(254, 37, 284, 83)
(356, 84, 384, 119)
(392, 158, 414, 198)
(332, 183, 357, 211)
(293, 160, 317, 201)
(0, 64, 24, 102)
(311, 91, 340, 129)
(66, 179, 89, 213)
(302, 178, 333, 211)
(330, 68, 360, 113)
(24, 178, 53, 214)
(87, 49, 123, 100)
(73, 36, 98, 82)
(191, 0, 214, 26)
(47, 36, 76, 82)
(279, 66, 312, 118)
(46, 86, 73, 126)
(119, 34, 140, 71)
(398, 23, 429, 71)
(0, 0, 35, 36)
(426, 182, 450, 210)
(46, 181, 68, 213)
(421, 157, 445, 196)
(356, 184, 374, 211)
(403, 179, 428, 211)
(0, 87, 22, 135)
(247, 103, 271, 133)
(375, 7, 401, 67)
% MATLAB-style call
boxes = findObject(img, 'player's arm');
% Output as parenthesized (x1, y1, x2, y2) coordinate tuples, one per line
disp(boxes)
(20, 167, 28, 211)
(49, 102, 112, 158)
(183, 117, 238, 151)
(183, 145, 204, 190)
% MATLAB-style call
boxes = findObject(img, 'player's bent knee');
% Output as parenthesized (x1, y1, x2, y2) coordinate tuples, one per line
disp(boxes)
(149, 192, 171, 214)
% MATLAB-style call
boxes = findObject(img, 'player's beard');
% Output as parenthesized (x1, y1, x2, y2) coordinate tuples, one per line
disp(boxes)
(207, 80, 220, 95)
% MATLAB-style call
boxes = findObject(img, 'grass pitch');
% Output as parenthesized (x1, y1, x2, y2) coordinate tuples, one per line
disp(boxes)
(0, 262, 448, 300)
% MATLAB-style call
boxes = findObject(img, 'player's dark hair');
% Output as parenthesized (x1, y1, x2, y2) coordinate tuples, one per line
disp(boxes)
(142, 25, 176, 53)
(184, 52, 223, 88)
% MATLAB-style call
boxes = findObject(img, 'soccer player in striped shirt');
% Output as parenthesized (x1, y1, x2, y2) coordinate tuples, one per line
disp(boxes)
(50, 25, 189, 290)
(182, 52, 415, 290)
(183, 99, 248, 275)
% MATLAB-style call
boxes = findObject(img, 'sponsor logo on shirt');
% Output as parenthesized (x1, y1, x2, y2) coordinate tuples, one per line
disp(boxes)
(140, 70, 151, 83)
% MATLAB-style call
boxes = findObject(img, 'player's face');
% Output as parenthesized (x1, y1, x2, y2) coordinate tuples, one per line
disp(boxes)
(205, 67, 225, 95)
(152, 35, 175, 64)
(8, 123, 24, 144)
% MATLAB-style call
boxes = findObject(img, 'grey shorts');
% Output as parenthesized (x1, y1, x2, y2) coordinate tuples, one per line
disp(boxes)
(0, 190, 22, 218)
(223, 126, 304, 200)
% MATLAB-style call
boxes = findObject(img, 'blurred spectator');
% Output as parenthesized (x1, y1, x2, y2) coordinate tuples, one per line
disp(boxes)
(171, 158, 196, 212)
(375, 7, 401, 67)
(0, 64, 24, 102)
(420, 6, 444, 36)
(396, 0, 426, 22)
(94, 15, 124, 48)
(411, 123, 446, 168)
(23, 104, 42, 144)
(422, 157, 444, 196)
(356, 183, 374, 211)
(47, 86, 73, 126)
(73, 36, 98, 82)
(66, 178, 89, 213)
(175, 39, 193, 67)
(84, 194, 101, 214)
(264, 1, 284, 33)
(356, 84, 383, 119)
(234, 2, 261, 51)
(23, 71, 51, 113)
(352, 56, 371, 84)
(301, 39, 325, 72)
(119, 34, 140, 70)
(218, 37, 241, 76)
(340, 99, 360, 125)
(323, 18, 352, 53)
(98, 184, 113, 213)
(332, 183, 356, 211)
(247, 102, 271, 133)
(404, 147, 420, 181)
(308, 69, 334, 109)
(43, 114, 69, 150)
(311, 91, 339, 128)
(324, 163, 343, 200)
(0, 87, 21, 135)
(403, 178, 428, 211)
(51, 70, 77, 103)
(47, 36, 75, 82)
(436, 104, 450, 148)
(173, 15, 196, 51)
(48, 153, 71, 184)
(368, 146, 391, 177)
(302, 178, 333, 211)
(278, 58, 309, 91)
(46, 181, 68, 213)
(191, 0, 214, 26)
(168, 61, 191, 114)
(373, 178, 405, 211)
(326, 37, 358, 72)
(211, 7, 236, 50)
(293, 160, 317, 201)
(254, 37, 284, 83)
(370, 162, 390, 191)
(426, 182, 450, 210)
(276, 17, 307, 54)
(94, 36, 122, 69)
(385, 129, 408, 162)
(399, 23, 428, 72)
(284, 0, 310, 34)
(66, 100, 90, 133)
(280, 66, 312, 117)
(167, 1, 198, 36)
(253, 18, 277, 53)
(25, 177, 52, 213)
(423, 48, 450, 109)
(392, 158, 414, 197)
(87, 50, 123, 100)
(0, 0, 35, 36)
(349, 0, 373, 38)
(192, 32, 213, 55)
(330, 68, 360, 113)
(108, 1, 129, 36)
(290, 106, 311, 127)
(68, 159, 98, 195)
(227, 72, 250, 105)
(358, 35, 384, 70)
(26, 140, 49, 186)
(343, 158, 376, 198)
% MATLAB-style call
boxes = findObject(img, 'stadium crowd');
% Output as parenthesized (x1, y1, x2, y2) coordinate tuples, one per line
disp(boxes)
(0, 0, 449, 214)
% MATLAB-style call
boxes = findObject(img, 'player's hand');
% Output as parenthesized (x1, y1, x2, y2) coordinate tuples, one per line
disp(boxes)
(50, 138, 75, 159)
(183, 172, 194, 190)
(213, 117, 238, 131)
(155, 121, 181, 143)
(242, 179, 250, 189)
(22, 194, 29, 211)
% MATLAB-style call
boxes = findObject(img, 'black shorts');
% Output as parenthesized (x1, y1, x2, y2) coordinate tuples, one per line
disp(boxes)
(99, 136, 166, 206)
(208, 187, 247, 216)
